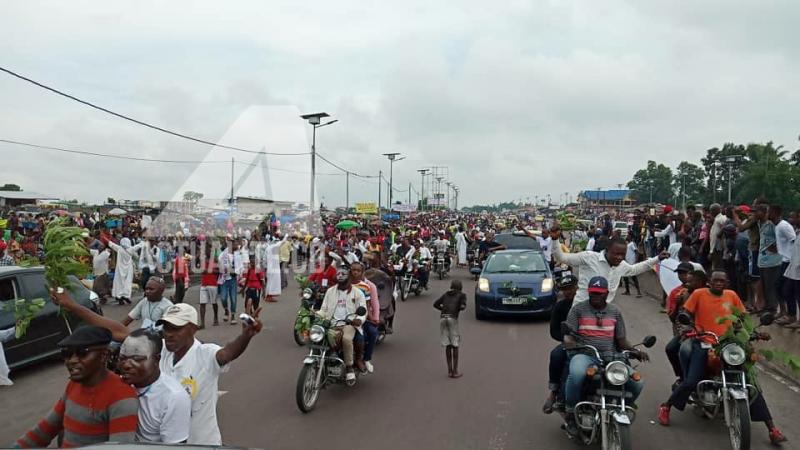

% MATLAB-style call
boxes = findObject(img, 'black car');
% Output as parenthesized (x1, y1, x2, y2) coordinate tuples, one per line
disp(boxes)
(0, 266, 102, 370)
(474, 249, 556, 319)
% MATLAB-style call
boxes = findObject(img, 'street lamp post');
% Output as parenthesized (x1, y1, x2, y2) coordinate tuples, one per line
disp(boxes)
(383, 153, 404, 211)
(418, 168, 429, 211)
(725, 155, 742, 203)
(300, 112, 337, 213)
(446, 182, 452, 210)
(435, 177, 444, 210)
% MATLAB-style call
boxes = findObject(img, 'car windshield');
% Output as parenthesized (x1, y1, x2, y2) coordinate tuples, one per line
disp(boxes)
(484, 252, 548, 273)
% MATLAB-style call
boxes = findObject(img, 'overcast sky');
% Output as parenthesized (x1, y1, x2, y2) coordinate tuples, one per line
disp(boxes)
(1, 1, 798, 207)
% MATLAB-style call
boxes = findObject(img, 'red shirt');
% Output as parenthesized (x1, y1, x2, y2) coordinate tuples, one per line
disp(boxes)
(242, 267, 265, 289)
(201, 259, 219, 287)
(309, 265, 337, 289)
(667, 285, 686, 316)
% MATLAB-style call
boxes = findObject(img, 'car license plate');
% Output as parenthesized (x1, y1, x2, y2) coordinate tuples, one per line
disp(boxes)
(502, 297, 528, 305)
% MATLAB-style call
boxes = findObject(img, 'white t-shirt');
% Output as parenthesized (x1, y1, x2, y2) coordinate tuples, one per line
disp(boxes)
(625, 242, 638, 265)
(91, 249, 110, 276)
(136, 374, 192, 443)
(537, 237, 553, 263)
(129, 298, 173, 330)
(775, 220, 796, 263)
(160, 339, 230, 445)
(333, 289, 349, 322)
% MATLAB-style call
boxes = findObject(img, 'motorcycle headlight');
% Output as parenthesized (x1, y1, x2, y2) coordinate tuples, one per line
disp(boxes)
(605, 361, 630, 386)
(478, 277, 490, 292)
(541, 278, 553, 293)
(721, 343, 747, 366)
(310, 325, 326, 343)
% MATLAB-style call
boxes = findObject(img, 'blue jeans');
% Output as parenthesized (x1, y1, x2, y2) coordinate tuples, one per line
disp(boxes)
(219, 278, 238, 313)
(363, 321, 379, 362)
(665, 335, 682, 379)
(564, 353, 643, 412)
(548, 344, 568, 392)
(668, 339, 707, 410)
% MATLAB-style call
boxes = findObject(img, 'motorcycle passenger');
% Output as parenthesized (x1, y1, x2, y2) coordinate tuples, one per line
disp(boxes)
(657, 271, 787, 444)
(350, 261, 380, 374)
(563, 276, 648, 436)
(542, 275, 579, 414)
(664, 268, 706, 381)
(308, 254, 338, 307)
(316, 266, 367, 382)
(406, 240, 432, 290)
(433, 232, 451, 270)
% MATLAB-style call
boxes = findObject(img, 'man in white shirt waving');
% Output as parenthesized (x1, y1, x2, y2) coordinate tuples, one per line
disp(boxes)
(549, 225, 669, 304)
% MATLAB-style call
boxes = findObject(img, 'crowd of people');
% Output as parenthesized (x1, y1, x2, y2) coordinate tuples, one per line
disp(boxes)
(2, 199, 799, 446)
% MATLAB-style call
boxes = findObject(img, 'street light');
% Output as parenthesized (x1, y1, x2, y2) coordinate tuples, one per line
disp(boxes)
(446, 182, 452, 210)
(300, 112, 337, 213)
(435, 177, 444, 210)
(724, 155, 743, 203)
(383, 153, 404, 210)
(418, 168, 429, 211)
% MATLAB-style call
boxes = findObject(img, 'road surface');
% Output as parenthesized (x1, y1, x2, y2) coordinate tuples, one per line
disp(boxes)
(2, 267, 798, 449)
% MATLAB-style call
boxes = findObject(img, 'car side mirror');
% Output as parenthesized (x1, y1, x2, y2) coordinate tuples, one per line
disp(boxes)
(642, 335, 657, 348)
(355, 306, 367, 316)
(676, 311, 693, 326)
(760, 313, 775, 327)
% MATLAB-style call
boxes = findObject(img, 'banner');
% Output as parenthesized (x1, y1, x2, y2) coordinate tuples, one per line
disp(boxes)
(355, 202, 378, 214)
(428, 198, 446, 206)
(392, 203, 418, 212)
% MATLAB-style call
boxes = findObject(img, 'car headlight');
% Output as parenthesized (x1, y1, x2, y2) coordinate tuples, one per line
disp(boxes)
(721, 343, 747, 366)
(541, 278, 553, 293)
(605, 361, 630, 386)
(310, 325, 326, 343)
(478, 278, 490, 293)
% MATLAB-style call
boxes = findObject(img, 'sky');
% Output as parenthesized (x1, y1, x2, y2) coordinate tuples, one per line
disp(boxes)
(1, 0, 798, 208)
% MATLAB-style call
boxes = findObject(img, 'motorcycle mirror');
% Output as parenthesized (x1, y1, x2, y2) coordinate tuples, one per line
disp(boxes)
(676, 311, 693, 326)
(759, 313, 775, 327)
(642, 335, 657, 348)
(355, 306, 367, 316)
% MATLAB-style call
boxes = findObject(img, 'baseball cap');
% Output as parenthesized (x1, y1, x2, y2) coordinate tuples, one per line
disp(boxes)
(558, 275, 578, 288)
(156, 303, 199, 327)
(663, 205, 674, 214)
(587, 276, 609, 294)
(676, 262, 694, 273)
(58, 325, 112, 348)
(738, 205, 751, 214)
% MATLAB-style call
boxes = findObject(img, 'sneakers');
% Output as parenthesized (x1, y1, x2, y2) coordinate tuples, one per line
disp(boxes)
(657, 404, 671, 426)
(230, 319, 238, 325)
(542, 395, 555, 414)
(564, 414, 579, 438)
(365, 361, 374, 373)
(769, 427, 788, 445)
(345, 370, 356, 382)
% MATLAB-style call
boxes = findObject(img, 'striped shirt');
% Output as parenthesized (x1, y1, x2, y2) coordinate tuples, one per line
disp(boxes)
(565, 301, 626, 357)
(15, 371, 138, 448)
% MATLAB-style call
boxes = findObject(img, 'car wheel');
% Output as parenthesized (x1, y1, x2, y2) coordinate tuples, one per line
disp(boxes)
(475, 302, 486, 320)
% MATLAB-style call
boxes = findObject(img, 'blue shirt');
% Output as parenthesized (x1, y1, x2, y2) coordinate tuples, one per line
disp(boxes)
(758, 221, 782, 268)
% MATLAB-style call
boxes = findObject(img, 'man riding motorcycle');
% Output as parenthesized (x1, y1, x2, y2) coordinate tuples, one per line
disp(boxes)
(657, 271, 787, 444)
(432, 232, 452, 272)
(405, 240, 432, 290)
(562, 276, 648, 436)
(316, 266, 367, 382)
(350, 261, 380, 374)
(542, 274, 579, 414)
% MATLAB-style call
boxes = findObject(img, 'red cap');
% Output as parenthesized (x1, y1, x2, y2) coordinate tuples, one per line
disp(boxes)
(663, 205, 674, 214)
(738, 205, 751, 214)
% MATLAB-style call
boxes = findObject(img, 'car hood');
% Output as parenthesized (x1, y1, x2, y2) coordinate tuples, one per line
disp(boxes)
(480, 272, 553, 296)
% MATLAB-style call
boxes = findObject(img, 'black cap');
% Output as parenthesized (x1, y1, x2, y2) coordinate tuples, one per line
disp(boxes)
(57, 325, 112, 348)
(676, 262, 694, 273)
(558, 275, 578, 288)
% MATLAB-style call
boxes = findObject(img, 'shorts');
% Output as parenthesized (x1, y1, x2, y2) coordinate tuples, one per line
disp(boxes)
(440, 316, 460, 347)
(748, 250, 761, 279)
(199, 286, 218, 304)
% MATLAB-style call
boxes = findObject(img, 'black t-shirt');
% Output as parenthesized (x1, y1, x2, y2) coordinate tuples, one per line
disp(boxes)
(479, 240, 503, 255)
(549, 295, 574, 342)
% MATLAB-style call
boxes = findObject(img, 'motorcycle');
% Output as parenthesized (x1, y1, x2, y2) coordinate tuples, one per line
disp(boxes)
(293, 286, 319, 346)
(296, 306, 368, 413)
(563, 335, 657, 450)
(468, 249, 482, 280)
(433, 251, 449, 280)
(397, 259, 422, 301)
(676, 312, 774, 450)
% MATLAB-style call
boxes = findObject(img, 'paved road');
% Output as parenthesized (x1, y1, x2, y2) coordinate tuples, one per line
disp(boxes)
(2, 267, 799, 449)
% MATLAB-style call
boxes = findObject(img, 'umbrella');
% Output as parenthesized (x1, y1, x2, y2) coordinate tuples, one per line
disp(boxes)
(107, 207, 127, 216)
(335, 220, 361, 230)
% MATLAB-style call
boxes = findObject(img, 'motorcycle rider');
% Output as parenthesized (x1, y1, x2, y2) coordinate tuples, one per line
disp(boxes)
(316, 266, 367, 382)
(350, 261, 380, 373)
(542, 274, 579, 414)
(405, 240, 433, 290)
(562, 276, 649, 436)
(432, 232, 451, 271)
(657, 271, 787, 444)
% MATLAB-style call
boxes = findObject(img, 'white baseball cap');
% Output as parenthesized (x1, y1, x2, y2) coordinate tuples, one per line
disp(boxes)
(156, 303, 199, 327)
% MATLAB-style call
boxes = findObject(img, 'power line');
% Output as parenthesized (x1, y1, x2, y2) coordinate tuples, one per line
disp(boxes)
(0, 138, 341, 175)
(316, 152, 377, 179)
(0, 66, 309, 157)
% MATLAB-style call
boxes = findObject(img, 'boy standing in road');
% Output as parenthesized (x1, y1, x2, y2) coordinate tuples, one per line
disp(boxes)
(433, 279, 467, 378)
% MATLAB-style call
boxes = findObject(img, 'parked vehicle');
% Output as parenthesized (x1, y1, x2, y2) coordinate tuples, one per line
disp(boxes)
(1, 266, 102, 370)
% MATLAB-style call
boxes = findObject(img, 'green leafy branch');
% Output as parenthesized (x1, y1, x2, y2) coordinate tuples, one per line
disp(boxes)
(2, 298, 46, 339)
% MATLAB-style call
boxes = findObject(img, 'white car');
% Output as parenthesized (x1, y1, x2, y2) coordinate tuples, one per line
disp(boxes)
(613, 221, 629, 237)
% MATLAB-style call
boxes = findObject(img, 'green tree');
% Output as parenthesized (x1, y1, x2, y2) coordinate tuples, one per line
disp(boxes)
(735, 142, 800, 209)
(183, 191, 204, 202)
(627, 161, 674, 204)
(701, 143, 746, 203)
(672, 161, 707, 207)
(0, 183, 21, 191)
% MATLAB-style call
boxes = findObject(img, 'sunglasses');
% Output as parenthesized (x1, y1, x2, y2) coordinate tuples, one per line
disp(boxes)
(60, 346, 105, 359)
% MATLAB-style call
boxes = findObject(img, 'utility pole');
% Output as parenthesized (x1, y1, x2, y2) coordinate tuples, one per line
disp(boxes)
(300, 112, 336, 213)
(378, 170, 382, 221)
(346, 171, 350, 212)
(408, 182, 412, 205)
(230, 157, 234, 209)
(418, 169, 429, 211)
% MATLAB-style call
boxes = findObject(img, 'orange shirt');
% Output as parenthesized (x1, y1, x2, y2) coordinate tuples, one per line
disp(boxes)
(683, 288, 746, 343)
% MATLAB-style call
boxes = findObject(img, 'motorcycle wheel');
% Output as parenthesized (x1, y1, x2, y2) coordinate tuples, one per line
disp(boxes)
(438, 270, 443, 280)
(293, 328, 309, 346)
(608, 420, 632, 450)
(296, 364, 321, 413)
(727, 397, 751, 450)
(399, 282, 407, 302)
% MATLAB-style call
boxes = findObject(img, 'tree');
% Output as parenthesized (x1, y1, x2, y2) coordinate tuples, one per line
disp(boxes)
(627, 161, 674, 204)
(701, 143, 746, 203)
(672, 161, 706, 207)
(0, 183, 21, 191)
(735, 142, 800, 209)
(183, 191, 204, 202)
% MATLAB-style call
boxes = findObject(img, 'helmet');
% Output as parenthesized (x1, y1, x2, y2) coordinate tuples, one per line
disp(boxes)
(558, 275, 578, 288)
